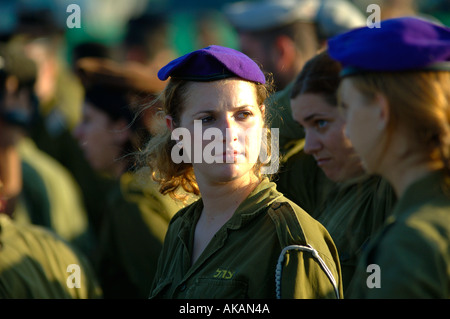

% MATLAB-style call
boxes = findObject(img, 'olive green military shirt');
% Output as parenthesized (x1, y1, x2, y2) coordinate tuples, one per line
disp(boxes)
(276, 148, 334, 218)
(0, 214, 102, 298)
(149, 178, 343, 299)
(14, 138, 93, 256)
(19, 160, 52, 226)
(315, 175, 396, 294)
(276, 150, 396, 294)
(348, 170, 450, 298)
(95, 168, 184, 298)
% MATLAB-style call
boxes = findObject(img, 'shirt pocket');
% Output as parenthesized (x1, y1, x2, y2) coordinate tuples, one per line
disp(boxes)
(185, 277, 248, 299)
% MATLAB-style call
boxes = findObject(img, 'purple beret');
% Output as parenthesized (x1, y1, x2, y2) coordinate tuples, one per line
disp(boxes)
(157, 45, 265, 84)
(328, 17, 450, 76)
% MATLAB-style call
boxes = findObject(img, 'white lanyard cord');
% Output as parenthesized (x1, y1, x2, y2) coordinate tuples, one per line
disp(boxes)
(275, 244, 340, 299)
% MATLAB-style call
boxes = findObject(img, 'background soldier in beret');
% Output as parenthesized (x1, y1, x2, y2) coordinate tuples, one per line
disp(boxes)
(329, 16, 450, 298)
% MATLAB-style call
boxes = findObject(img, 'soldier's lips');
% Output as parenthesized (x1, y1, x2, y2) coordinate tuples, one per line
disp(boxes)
(315, 157, 331, 166)
(210, 150, 246, 162)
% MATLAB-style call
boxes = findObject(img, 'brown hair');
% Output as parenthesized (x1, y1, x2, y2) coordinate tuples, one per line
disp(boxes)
(290, 50, 341, 106)
(344, 71, 450, 184)
(140, 76, 275, 201)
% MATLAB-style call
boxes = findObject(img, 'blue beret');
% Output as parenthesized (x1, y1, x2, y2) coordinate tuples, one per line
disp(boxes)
(328, 17, 450, 76)
(157, 45, 265, 84)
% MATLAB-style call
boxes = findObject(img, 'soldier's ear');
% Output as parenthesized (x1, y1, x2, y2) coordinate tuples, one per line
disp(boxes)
(374, 93, 389, 132)
(166, 115, 176, 132)
(259, 104, 265, 119)
(274, 35, 297, 74)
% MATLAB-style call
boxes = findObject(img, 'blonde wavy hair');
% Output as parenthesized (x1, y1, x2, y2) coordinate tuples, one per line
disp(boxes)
(140, 76, 275, 201)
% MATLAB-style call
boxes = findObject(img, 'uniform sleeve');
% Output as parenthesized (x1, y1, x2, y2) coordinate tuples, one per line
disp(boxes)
(148, 211, 185, 298)
(269, 200, 343, 299)
(278, 246, 343, 299)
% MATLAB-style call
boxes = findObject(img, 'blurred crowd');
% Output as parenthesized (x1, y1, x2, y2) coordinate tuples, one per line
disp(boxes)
(0, 0, 449, 299)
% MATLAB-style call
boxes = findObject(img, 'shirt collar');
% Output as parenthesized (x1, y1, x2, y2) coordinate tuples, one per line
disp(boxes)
(228, 177, 284, 230)
(179, 177, 283, 231)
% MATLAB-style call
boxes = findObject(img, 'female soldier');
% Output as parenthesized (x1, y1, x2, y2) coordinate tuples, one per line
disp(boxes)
(144, 45, 343, 299)
(329, 17, 450, 298)
(74, 58, 182, 298)
(277, 51, 397, 293)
